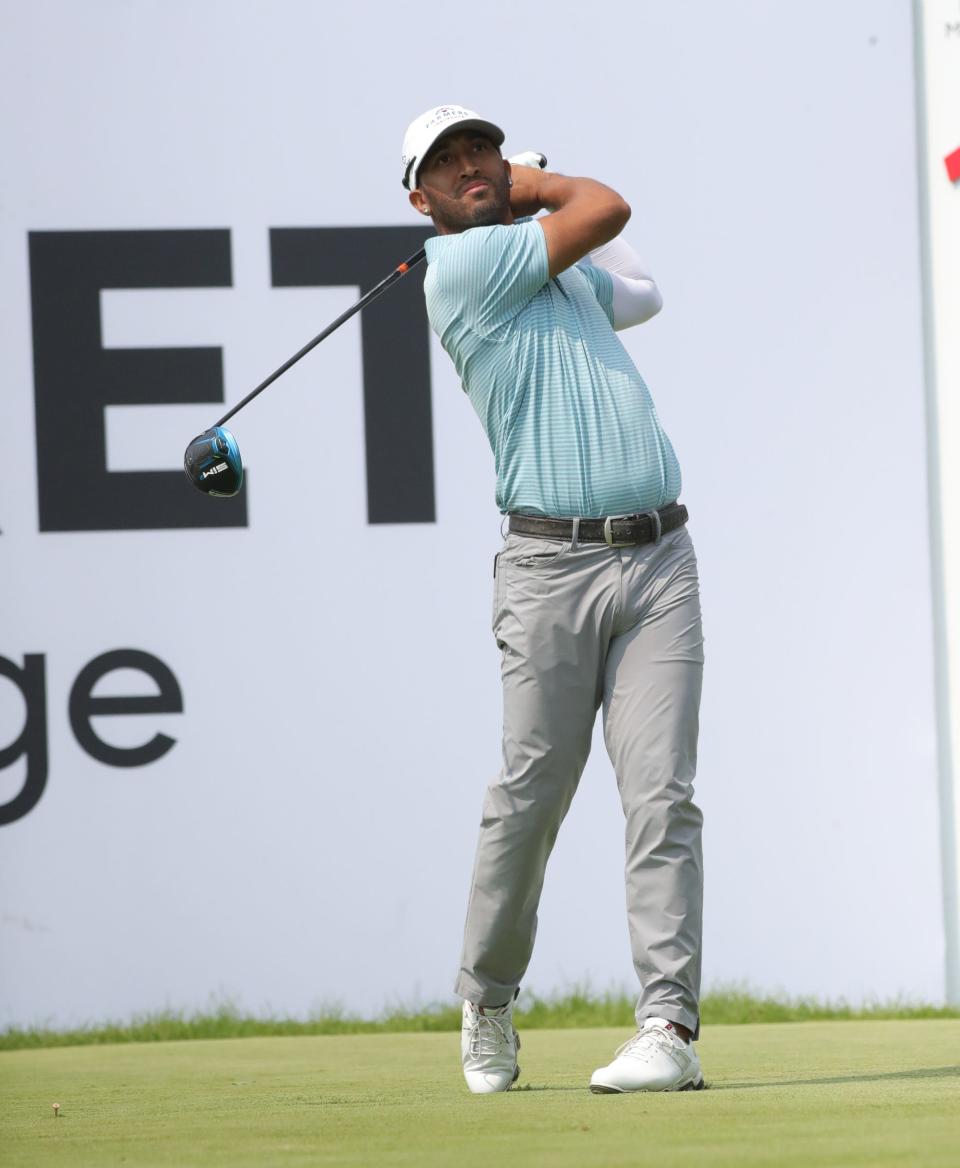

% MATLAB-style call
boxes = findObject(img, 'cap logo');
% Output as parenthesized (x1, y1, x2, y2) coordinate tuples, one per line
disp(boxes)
(424, 105, 470, 131)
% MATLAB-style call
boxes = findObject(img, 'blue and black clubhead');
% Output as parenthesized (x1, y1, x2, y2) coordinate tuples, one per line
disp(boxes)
(183, 426, 243, 497)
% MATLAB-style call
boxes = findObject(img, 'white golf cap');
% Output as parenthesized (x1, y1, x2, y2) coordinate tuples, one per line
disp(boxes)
(401, 105, 505, 190)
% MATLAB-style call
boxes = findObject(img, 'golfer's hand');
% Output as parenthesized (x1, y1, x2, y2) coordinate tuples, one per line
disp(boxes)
(507, 152, 549, 216)
(508, 159, 549, 217)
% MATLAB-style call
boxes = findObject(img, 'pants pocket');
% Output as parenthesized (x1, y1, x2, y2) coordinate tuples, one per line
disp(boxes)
(501, 534, 568, 569)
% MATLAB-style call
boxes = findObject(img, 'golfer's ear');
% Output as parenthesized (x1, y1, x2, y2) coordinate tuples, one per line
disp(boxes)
(409, 189, 429, 216)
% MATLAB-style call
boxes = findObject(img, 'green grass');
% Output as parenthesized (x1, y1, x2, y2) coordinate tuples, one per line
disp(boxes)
(3, 988, 958, 1052)
(1, 1021, 958, 1167)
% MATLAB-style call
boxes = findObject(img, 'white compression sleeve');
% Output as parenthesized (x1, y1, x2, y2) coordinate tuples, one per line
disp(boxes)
(583, 236, 663, 331)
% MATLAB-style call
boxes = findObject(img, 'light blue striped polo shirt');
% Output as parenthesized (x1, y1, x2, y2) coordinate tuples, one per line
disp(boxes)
(423, 218, 681, 518)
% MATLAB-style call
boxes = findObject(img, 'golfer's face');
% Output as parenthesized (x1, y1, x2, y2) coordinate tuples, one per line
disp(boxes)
(415, 131, 510, 232)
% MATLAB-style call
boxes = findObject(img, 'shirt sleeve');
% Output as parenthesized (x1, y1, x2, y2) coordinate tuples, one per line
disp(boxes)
(430, 220, 550, 335)
(576, 261, 615, 327)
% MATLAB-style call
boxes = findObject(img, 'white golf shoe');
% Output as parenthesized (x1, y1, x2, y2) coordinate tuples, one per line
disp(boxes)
(461, 1000, 521, 1094)
(589, 1017, 704, 1093)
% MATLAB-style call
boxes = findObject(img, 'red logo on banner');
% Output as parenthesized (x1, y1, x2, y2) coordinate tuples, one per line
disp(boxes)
(946, 148, 960, 184)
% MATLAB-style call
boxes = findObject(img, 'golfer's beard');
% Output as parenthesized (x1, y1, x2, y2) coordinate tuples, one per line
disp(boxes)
(432, 177, 510, 232)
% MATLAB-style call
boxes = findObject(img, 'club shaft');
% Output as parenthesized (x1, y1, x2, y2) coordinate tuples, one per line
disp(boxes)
(214, 248, 427, 428)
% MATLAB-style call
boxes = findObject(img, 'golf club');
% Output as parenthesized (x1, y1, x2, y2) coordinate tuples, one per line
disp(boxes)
(183, 246, 427, 497)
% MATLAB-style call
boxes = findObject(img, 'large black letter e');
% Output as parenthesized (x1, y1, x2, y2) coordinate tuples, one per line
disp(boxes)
(29, 230, 246, 531)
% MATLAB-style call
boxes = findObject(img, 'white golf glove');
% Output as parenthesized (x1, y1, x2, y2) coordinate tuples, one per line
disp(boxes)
(507, 151, 549, 171)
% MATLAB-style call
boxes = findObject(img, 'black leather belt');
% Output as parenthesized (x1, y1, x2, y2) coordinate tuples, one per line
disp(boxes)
(508, 502, 688, 547)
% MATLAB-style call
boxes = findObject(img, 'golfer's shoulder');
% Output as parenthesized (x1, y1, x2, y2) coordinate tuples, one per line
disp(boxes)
(426, 223, 548, 317)
(427, 221, 544, 276)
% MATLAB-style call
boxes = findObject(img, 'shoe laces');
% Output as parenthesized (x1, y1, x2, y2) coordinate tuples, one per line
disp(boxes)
(614, 1024, 677, 1063)
(466, 1012, 513, 1058)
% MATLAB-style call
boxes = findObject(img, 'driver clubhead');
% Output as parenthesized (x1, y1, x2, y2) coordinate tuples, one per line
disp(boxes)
(183, 426, 244, 497)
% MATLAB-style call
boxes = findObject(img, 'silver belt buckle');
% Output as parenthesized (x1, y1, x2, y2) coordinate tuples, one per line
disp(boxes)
(603, 515, 634, 547)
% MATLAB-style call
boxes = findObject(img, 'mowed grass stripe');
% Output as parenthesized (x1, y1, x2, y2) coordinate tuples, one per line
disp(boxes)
(1, 1021, 958, 1168)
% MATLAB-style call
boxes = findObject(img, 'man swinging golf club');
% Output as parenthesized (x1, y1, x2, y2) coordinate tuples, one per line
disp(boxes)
(402, 105, 705, 1094)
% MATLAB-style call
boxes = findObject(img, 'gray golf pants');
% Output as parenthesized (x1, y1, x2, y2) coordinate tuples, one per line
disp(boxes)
(455, 522, 704, 1037)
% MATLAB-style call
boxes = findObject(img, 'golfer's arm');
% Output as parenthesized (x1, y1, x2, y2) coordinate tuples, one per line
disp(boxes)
(585, 236, 663, 329)
(510, 169, 630, 278)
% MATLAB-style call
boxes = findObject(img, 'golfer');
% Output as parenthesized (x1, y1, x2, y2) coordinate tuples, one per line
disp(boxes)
(402, 105, 705, 1094)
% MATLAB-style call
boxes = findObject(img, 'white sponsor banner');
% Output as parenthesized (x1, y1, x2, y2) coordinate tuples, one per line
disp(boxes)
(1, 0, 945, 1027)
(915, 0, 960, 1003)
